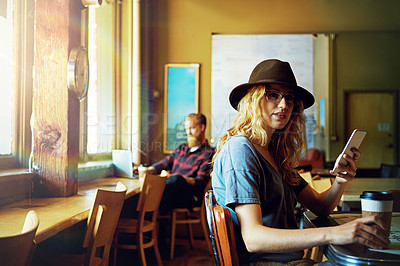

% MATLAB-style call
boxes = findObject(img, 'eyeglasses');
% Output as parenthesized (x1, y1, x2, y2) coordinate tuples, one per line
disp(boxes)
(264, 91, 297, 104)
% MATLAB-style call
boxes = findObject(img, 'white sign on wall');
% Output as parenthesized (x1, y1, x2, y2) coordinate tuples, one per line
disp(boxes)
(211, 34, 314, 147)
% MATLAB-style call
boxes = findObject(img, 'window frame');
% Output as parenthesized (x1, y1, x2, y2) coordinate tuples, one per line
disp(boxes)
(79, 0, 138, 164)
(0, 0, 34, 170)
(79, 4, 116, 163)
(0, 0, 138, 170)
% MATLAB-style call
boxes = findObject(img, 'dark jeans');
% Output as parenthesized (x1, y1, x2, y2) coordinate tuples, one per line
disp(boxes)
(158, 175, 197, 214)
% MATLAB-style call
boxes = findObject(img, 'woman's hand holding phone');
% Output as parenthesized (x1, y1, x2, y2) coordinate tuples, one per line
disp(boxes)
(331, 129, 366, 183)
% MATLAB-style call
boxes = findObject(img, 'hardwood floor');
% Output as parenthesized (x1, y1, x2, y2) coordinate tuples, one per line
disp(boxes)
(31, 200, 215, 266)
(163, 237, 214, 266)
(32, 229, 215, 266)
(115, 236, 215, 266)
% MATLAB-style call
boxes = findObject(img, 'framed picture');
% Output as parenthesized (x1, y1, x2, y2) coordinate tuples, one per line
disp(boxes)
(163, 63, 200, 153)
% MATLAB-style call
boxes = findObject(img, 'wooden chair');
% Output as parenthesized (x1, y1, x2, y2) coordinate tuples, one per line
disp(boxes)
(35, 182, 127, 266)
(169, 185, 212, 260)
(381, 164, 400, 178)
(204, 190, 220, 265)
(204, 189, 239, 266)
(83, 181, 127, 266)
(113, 174, 166, 266)
(0, 210, 39, 266)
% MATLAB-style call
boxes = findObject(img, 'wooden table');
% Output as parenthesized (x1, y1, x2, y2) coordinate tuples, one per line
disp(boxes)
(0, 177, 142, 244)
(341, 178, 400, 211)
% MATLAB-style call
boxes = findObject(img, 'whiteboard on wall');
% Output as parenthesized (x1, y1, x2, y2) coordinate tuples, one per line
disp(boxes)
(211, 34, 315, 146)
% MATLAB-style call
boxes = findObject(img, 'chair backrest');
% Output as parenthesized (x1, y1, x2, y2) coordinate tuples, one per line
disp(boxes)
(205, 190, 220, 265)
(136, 174, 167, 228)
(0, 210, 39, 266)
(83, 181, 127, 266)
(381, 164, 400, 178)
(205, 190, 239, 266)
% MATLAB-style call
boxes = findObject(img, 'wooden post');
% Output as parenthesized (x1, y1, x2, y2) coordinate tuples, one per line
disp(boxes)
(31, 0, 83, 197)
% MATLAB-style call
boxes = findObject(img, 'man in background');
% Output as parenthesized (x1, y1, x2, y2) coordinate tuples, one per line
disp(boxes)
(144, 113, 214, 214)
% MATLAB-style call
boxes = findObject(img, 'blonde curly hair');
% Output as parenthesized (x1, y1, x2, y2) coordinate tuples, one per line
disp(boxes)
(212, 84, 307, 185)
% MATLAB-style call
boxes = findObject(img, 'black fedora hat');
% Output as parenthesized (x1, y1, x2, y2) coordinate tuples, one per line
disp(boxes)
(229, 59, 315, 110)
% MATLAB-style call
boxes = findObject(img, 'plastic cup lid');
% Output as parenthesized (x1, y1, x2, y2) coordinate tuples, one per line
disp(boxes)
(360, 191, 393, 201)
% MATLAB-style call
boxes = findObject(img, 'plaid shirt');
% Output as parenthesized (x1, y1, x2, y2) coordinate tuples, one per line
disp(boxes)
(152, 141, 214, 196)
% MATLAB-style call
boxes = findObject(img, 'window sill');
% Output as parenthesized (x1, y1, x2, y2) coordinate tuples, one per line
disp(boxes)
(0, 168, 34, 206)
(78, 160, 115, 182)
(0, 161, 116, 183)
(0, 168, 34, 182)
(0, 162, 116, 206)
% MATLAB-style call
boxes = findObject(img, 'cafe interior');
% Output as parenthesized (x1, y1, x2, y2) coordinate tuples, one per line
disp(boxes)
(1, 0, 400, 265)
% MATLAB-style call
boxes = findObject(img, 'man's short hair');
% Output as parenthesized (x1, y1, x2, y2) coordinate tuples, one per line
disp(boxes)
(187, 113, 207, 128)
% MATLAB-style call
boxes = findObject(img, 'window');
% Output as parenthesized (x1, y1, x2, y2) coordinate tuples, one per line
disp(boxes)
(85, 4, 115, 157)
(0, 0, 33, 169)
(0, 0, 137, 169)
(0, 0, 14, 156)
(80, 1, 139, 162)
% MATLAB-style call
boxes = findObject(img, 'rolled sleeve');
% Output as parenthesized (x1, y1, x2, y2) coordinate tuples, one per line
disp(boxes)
(213, 136, 263, 207)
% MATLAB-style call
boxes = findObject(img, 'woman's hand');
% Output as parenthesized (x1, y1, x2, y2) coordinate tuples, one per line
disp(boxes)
(330, 148, 361, 184)
(329, 215, 390, 249)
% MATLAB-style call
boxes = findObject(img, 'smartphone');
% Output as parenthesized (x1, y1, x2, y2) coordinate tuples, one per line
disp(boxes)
(332, 129, 367, 174)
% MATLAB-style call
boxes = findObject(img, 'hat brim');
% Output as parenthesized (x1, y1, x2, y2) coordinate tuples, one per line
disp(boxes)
(229, 79, 315, 110)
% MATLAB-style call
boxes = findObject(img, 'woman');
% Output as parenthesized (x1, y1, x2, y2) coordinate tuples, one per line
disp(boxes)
(211, 59, 389, 265)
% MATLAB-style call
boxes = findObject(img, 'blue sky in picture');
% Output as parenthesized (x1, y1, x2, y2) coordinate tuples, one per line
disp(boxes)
(167, 66, 196, 128)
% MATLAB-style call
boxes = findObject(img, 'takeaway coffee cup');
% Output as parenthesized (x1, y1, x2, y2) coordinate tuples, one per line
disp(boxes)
(360, 191, 393, 237)
(138, 164, 149, 180)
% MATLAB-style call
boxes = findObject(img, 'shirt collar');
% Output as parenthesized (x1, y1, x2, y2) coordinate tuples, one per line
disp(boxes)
(190, 146, 200, 153)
